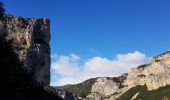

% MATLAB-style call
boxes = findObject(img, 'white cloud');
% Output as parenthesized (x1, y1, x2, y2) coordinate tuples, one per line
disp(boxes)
(50, 51, 151, 86)
(51, 54, 81, 77)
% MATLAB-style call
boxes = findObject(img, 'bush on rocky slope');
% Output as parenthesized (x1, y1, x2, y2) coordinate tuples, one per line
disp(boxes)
(117, 85, 147, 100)
(118, 85, 170, 100)
(57, 78, 96, 98)
(136, 85, 170, 100)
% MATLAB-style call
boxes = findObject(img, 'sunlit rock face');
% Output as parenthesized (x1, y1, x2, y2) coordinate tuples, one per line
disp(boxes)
(85, 51, 170, 100)
(86, 77, 119, 100)
(91, 77, 120, 96)
(2, 15, 51, 86)
(126, 51, 170, 90)
(86, 74, 128, 100)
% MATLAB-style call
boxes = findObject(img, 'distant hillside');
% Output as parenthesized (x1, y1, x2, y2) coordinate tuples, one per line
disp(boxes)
(55, 51, 170, 100)
(56, 78, 97, 98)
(55, 73, 127, 99)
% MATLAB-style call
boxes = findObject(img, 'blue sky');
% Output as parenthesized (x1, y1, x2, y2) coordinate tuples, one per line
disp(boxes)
(3, 0, 170, 86)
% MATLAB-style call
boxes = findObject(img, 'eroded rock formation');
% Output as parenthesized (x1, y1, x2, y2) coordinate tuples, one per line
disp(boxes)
(125, 51, 170, 90)
(1, 14, 50, 86)
(0, 8, 63, 99)
(86, 74, 128, 100)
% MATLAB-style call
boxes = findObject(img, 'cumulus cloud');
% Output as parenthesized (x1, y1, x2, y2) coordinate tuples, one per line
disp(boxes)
(50, 51, 151, 86)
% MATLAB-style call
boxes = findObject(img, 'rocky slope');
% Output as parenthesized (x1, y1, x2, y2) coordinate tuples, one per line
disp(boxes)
(117, 85, 170, 100)
(56, 78, 97, 99)
(60, 51, 170, 100)
(86, 74, 128, 100)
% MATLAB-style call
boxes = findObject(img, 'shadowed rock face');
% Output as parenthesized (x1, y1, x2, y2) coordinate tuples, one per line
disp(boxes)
(1, 14, 50, 86)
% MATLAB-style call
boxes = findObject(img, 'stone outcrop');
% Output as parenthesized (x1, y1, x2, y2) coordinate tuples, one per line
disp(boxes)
(0, 8, 63, 99)
(1, 14, 50, 85)
(91, 77, 120, 96)
(54, 89, 78, 100)
(86, 93, 103, 100)
(125, 51, 170, 90)
(86, 74, 128, 100)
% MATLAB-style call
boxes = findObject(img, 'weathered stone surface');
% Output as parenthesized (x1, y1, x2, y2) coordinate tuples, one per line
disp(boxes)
(91, 77, 120, 96)
(54, 88, 78, 100)
(125, 51, 170, 90)
(86, 93, 103, 100)
(2, 14, 50, 85)
(86, 74, 128, 100)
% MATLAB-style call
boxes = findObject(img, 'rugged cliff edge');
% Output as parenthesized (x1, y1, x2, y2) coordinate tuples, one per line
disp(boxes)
(125, 51, 170, 90)
(59, 51, 170, 100)
(1, 14, 50, 85)
(0, 4, 62, 99)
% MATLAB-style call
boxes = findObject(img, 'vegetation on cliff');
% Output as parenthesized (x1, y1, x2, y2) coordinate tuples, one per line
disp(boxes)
(118, 85, 170, 100)
(56, 78, 96, 98)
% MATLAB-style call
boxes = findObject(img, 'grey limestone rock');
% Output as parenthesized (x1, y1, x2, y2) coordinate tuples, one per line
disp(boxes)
(1, 14, 51, 86)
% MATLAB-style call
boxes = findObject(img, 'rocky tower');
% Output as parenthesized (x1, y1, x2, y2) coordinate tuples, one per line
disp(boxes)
(1, 15, 50, 86)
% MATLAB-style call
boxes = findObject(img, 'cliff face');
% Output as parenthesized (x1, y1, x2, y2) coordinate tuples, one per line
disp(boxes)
(126, 51, 170, 90)
(86, 74, 128, 100)
(0, 13, 63, 100)
(2, 15, 50, 85)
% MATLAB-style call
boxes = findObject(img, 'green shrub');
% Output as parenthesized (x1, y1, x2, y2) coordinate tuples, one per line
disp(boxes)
(136, 85, 170, 100)
(58, 78, 96, 98)
(117, 85, 147, 100)
(118, 85, 170, 100)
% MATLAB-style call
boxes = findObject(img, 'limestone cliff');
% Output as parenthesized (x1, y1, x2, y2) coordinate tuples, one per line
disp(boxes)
(125, 51, 170, 90)
(1, 14, 50, 86)
(86, 74, 128, 100)
(0, 14, 63, 100)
